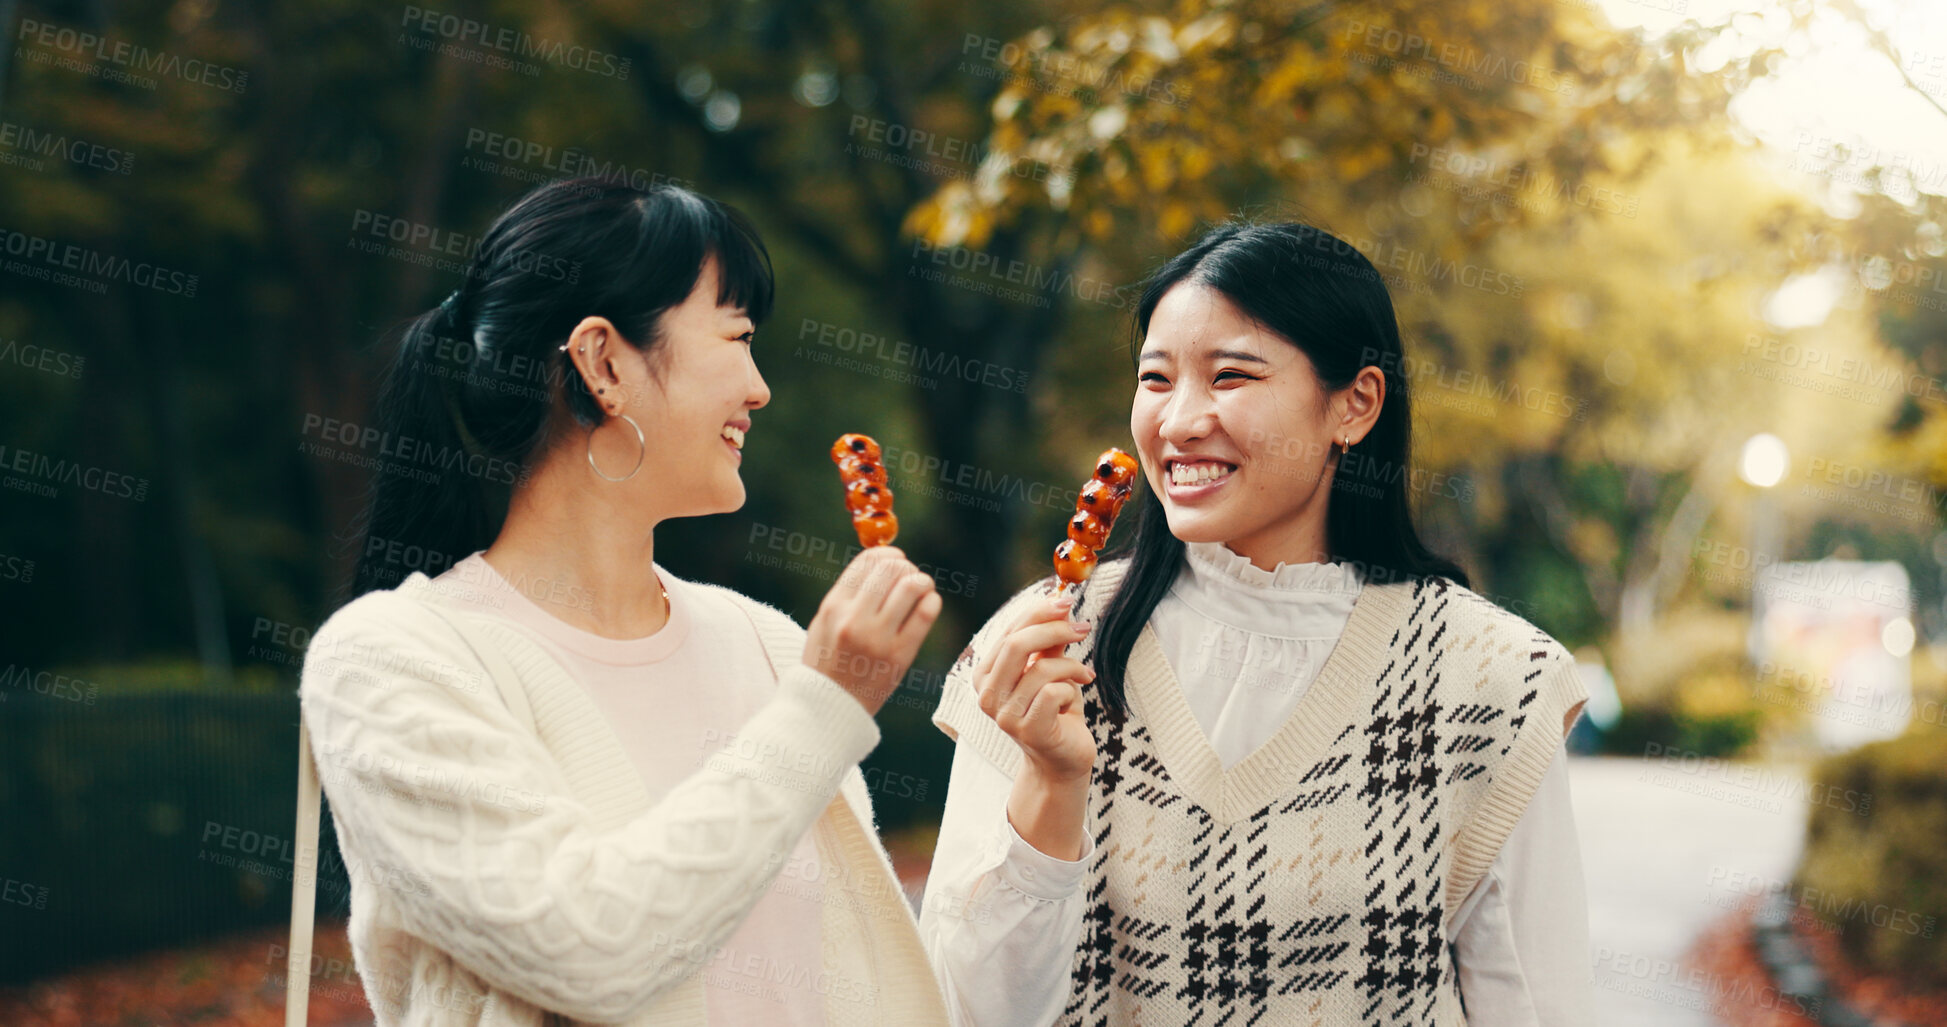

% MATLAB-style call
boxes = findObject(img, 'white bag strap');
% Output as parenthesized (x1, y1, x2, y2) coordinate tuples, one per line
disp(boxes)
(285, 598, 537, 1026)
(285, 726, 322, 1027)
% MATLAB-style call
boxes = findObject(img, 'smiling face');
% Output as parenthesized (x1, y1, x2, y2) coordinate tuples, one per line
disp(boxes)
(572, 255, 770, 518)
(1131, 281, 1381, 569)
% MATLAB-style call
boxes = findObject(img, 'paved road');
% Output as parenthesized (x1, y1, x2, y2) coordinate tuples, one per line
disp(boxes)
(1570, 756, 1810, 1027)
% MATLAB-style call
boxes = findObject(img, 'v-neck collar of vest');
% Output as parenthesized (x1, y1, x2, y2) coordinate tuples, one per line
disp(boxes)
(1125, 579, 1408, 826)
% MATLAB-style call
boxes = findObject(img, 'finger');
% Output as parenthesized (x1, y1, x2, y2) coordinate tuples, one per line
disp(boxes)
(835, 545, 904, 600)
(1001, 619, 1089, 699)
(898, 589, 943, 645)
(974, 597, 1073, 682)
(994, 676, 1036, 729)
(854, 553, 909, 608)
(993, 619, 1090, 687)
(869, 564, 931, 622)
(980, 647, 1041, 722)
(1000, 658, 1093, 721)
(1021, 679, 1075, 739)
(1003, 677, 1071, 738)
(1017, 686, 1056, 744)
(977, 669, 1011, 720)
(1050, 679, 1082, 716)
(836, 546, 893, 587)
(874, 573, 935, 648)
(1025, 657, 1094, 687)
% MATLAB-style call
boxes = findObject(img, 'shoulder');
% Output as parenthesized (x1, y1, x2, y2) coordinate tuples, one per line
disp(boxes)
(1425, 577, 1572, 663)
(943, 554, 1135, 683)
(676, 576, 808, 678)
(306, 579, 454, 659)
(680, 577, 805, 636)
(300, 578, 499, 705)
(949, 570, 1065, 677)
(1404, 576, 1585, 721)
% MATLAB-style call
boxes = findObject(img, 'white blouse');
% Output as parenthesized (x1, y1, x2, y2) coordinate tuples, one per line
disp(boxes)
(920, 541, 1595, 1026)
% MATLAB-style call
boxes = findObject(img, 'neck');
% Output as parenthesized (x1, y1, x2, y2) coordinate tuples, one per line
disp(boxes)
(1220, 507, 1331, 572)
(482, 448, 668, 639)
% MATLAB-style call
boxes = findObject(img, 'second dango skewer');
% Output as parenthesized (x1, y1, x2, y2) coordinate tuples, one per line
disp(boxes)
(1053, 448, 1138, 607)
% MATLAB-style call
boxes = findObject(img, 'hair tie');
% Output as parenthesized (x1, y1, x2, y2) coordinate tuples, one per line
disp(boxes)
(437, 289, 464, 329)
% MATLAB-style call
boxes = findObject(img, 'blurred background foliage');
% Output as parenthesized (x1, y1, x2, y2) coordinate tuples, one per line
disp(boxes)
(1799, 718, 1947, 992)
(1, 0, 1945, 995)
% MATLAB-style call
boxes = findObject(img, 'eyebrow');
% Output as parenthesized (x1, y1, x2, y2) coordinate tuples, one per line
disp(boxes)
(1212, 349, 1268, 364)
(1139, 347, 1269, 364)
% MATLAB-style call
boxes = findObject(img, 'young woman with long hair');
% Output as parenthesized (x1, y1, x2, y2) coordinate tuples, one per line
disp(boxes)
(299, 177, 950, 1025)
(920, 221, 1593, 1025)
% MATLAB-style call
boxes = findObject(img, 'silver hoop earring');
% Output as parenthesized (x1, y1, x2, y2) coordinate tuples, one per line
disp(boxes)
(588, 413, 645, 482)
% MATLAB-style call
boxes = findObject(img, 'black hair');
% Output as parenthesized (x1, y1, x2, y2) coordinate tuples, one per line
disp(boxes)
(1090, 220, 1468, 718)
(340, 177, 774, 601)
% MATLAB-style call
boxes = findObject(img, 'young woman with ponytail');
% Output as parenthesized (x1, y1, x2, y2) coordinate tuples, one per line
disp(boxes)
(298, 177, 950, 1026)
(920, 222, 1593, 1026)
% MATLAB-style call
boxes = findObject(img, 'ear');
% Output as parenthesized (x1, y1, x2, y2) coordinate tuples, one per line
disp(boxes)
(1336, 365, 1386, 446)
(565, 316, 624, 413)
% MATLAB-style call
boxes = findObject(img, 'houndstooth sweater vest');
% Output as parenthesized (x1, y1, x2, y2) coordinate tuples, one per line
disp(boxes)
(932, 557, 1587, 1026)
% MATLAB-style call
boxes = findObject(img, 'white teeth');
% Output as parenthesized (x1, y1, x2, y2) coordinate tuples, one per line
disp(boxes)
(1170, 461, 1233, 486)
(721, 425, 745, 449)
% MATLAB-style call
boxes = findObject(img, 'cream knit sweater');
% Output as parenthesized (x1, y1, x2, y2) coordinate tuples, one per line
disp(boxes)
(298, 570, 950, 1026)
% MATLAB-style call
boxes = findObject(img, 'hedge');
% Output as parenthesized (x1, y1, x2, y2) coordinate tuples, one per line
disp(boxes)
(1793, 720, 1947, 991)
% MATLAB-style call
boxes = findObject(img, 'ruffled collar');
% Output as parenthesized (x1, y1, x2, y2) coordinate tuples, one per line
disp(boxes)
(1165, 541, 1363, 640)
(1183, 541, 1363, 593)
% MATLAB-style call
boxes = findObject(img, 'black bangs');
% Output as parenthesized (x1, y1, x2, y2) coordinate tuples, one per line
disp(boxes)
(704, 198, 775, 325)
(625, 184, 775, 325)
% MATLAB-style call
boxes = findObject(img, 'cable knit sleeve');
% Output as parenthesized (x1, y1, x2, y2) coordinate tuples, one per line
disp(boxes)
(298, 590, 881, 1023)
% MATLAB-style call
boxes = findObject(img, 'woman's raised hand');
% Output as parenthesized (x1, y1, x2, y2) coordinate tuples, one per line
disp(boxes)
(805, 545, 941, 716)
(975, 596, 1098, 783)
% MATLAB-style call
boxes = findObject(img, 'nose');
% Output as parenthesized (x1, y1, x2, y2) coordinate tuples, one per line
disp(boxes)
(1158, 386, 1216, 445)
(746, 350, 771, 410)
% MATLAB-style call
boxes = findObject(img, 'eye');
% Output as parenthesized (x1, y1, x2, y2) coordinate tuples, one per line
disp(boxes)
(1214, 370, 1257, 383)
(735, 330, 755, 345)
(1139, 371, 1170, 386)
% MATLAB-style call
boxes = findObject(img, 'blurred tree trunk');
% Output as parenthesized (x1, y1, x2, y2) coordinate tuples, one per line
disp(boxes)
(133, 293, 233, 683)
(238, 8, 478, 601)
(67, 293, 145, 661)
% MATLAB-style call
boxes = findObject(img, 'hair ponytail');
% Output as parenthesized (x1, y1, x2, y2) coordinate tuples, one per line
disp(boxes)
(337, 302, 504, 600)
(335, 177, 774, 603)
